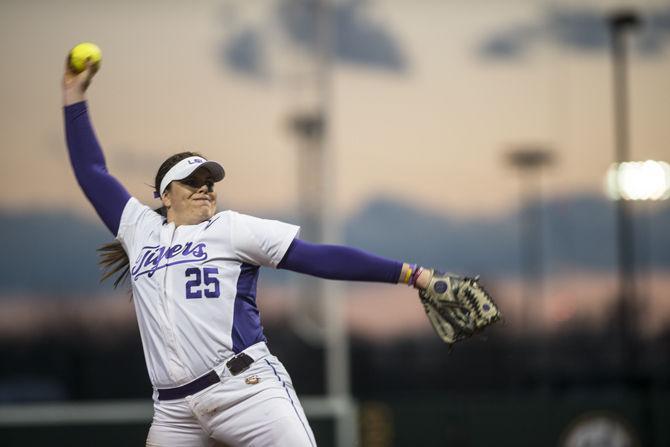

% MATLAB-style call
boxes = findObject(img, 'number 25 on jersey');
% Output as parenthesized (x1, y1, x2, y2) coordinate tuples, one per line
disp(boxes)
(185, 267, 220, 299)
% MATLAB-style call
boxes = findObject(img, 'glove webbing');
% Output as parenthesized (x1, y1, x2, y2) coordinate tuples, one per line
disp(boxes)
(420, 294, 474, 337)
(462, 279, 499, 326)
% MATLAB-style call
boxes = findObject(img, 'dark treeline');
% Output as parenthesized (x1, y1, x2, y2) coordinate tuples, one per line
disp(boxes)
(1, 320, 668, 403)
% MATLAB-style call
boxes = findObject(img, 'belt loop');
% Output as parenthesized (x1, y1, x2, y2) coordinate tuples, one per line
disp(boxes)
(226, 352, 254, 376)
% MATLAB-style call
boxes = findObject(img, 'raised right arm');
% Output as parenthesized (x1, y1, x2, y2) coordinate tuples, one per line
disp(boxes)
(63, 60, 130, 235)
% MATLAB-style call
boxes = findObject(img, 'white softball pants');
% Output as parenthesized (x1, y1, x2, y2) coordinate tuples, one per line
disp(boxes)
(146, 347, 316, 447)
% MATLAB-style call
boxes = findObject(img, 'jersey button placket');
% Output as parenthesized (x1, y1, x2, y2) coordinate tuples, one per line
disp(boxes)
(159, 224, 188, 382)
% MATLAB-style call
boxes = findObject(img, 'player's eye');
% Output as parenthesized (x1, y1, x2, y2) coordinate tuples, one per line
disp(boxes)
(179, 178, 214, 191)
(180, 178, 199, 188)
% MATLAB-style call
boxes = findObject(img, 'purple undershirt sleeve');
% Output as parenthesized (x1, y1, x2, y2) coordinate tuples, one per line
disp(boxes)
(277, 238, 403, 284)
(64, 101, 131, 236)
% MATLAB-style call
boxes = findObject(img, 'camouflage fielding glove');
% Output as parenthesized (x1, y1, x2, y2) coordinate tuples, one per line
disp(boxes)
(418, 270, 502, 346)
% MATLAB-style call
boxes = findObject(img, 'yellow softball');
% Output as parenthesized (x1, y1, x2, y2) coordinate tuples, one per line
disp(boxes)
(68, 42, 102, 73)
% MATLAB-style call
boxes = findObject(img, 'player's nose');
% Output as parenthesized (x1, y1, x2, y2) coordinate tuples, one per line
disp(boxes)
(198, 183, 213, 194)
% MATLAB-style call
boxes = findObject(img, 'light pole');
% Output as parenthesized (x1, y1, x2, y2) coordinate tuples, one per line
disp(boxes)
(608, 10, 641, 369)
(287, 2, 357, 446)
(507, 147, 554, 332)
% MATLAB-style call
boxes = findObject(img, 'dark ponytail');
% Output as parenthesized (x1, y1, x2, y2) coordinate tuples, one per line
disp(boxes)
(98, 151, 204, 288)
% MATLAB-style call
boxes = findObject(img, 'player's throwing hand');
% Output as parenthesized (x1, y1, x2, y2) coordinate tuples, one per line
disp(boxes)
(62, 58, 98, 106)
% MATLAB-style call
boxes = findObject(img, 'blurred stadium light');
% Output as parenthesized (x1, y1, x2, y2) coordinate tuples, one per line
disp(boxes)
(605, 160, 670, 201)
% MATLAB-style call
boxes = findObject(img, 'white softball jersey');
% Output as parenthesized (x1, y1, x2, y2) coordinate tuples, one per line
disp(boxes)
(116, 197, 299, 389)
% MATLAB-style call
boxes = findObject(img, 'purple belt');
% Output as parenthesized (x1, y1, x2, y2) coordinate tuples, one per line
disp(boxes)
(157, 353, 254, 400)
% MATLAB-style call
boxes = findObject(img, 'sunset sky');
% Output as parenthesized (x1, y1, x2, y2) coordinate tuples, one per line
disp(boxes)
(1, 0, 669, 223)
(1, 0, 669, 340)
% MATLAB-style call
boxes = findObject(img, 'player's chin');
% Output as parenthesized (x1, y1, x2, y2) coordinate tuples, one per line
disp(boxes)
(193, 204, 216, 221)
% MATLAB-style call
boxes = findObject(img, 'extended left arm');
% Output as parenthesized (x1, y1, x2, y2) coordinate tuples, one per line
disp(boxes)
(278, 239, 502, 345)
(277, 239, 430, 288)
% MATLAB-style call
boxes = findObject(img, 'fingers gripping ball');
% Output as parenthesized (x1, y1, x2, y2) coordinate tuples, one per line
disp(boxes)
(68, 42, 102, 73)
(418, 270, 502, 346)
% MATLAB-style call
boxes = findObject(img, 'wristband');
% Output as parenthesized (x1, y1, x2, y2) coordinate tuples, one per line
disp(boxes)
(403, 264, 414, 284)
(403, 263, 418, 285)
(409, 266, 423, 287)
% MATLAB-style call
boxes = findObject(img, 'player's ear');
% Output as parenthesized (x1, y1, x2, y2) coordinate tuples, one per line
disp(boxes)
(161, 190, 172, 208)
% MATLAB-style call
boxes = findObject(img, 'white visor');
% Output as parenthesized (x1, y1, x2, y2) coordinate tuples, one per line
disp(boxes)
(158, 156, 225, 196)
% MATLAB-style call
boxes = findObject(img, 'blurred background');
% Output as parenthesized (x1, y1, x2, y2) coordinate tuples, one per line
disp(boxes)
(1, 0, 669, 445)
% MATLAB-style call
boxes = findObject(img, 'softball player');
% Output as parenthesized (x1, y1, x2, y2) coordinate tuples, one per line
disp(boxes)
(62, 61, 431, 446)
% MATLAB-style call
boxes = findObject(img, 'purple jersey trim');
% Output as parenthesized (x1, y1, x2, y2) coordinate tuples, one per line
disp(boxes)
(64, 101, 131, 235)
(231, 263, 267, 353)
(277, 239, 403, 283)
